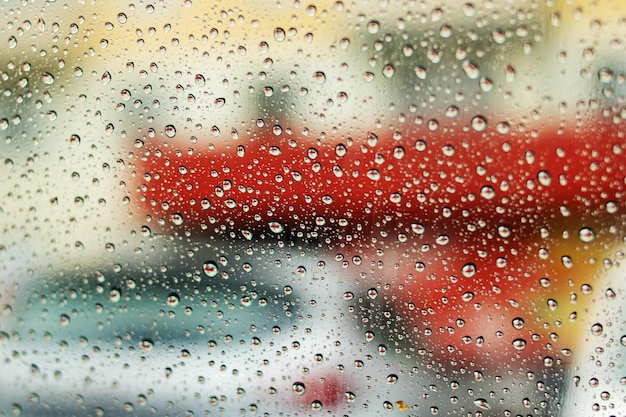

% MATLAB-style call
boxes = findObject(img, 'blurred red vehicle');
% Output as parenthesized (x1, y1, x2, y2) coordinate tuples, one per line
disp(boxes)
(131, 116, 625, 367)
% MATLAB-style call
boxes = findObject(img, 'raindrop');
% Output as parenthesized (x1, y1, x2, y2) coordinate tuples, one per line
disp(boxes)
(461, 263, 476, 278)
(462, 60, 480, 79)
(578, 227, 595, 243)
(203, 261, 219, 277)
(268, 221, 284, 234)
(471, 115, 487, 132)
(292, 382, 306, 396)
(498, 225, 511, 238)
(274, 28, 286, 42)
(311, 400, 323, 411)
(140, 339, 154, 351)
(605, 201, 618, 213)
(512, 317, 525, 330)
(164, 125, 177, 138)
(167, 293, 180, 307)
(590, 323, 603, 336)
(512, 339, 527, 350)
(171, 213, 184, 225)
(69, 134, 81, 147)
(461, 292, 474, 302)
(195, 74, 205, 86)
(367, 20, 380, 34)
(110, 287, 121, 302)
(547, 299, 558, 311)
(537, 170, 552, 186)
(561, 255, 573, 269)
(414, 66, 427, 79)
(382, 64, 395, 78)
(473, 399, 491, 410)
(42, 72, 55, 85)
(605, 288, 615, 300)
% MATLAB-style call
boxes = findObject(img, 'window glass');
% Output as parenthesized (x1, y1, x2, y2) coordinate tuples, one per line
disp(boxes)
(1, 1, 624, 416)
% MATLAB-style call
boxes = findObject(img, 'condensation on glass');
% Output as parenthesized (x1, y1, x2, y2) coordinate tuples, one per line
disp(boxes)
(0, 1, 624, 416)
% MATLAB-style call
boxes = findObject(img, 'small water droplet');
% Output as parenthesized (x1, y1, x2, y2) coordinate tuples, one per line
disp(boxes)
(512, 317, 525, 330)
(42, 72, 55, 85)
(561, 255, 573, 269)
(512, 338, 527, 350)
(167, 293, 180, 307)
(462, 60, 480, 79)
(578, 227, 595, 243)
(203, 261, 218, 277)
(590, 323, 603, 336)
(537, 170, 552, 186)
(547, 298, 558, 311)
(140, 339, 154, 351)
(382, 64, 395, 78)
(274, 27, 286, 42)
(471, 115, 487, 132)
(292, 382, 306, 396)
(367, 20, 380, 34)
(461, 263, 476, 278)
(164, 125, 176, 138)
(268, 221, 284, 234)
(473, 398, 491, 410)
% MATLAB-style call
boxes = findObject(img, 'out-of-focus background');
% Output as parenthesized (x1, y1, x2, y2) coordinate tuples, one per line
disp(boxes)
(0, 1, 624, 416)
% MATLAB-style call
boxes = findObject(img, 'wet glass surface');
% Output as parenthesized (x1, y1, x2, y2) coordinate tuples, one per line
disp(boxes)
(0, 1, 625, 416)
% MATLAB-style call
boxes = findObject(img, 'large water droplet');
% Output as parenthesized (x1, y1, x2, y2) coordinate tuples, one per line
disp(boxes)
(578, 227, 595, 243)
(292, 382, 306, 396)
(203, 261, 218, 277)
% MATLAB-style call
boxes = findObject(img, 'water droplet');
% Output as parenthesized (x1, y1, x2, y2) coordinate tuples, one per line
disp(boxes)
(171, 213, 184, 226)
(164, 125, 176, 138)
(42, 72, 55, 85)
(547, 298, 558, 311)
(537, 170, 552, 186)
(367, 288, 378, 299)
(605, 201, 618, 214)
(268, 221, 284, 234)
(387, 374, 398, 384)
(497, 225, 511, 238)
(471, 115, 487, 131)
(367, 20, 380, 34)
(578, 227, 595, 243)
(473, 398, 491, 410)
(292, 382, 306, 396)
(203, 261, 218, 277)
(561, 255, 573, 269)
(512, 317, 525, 330)
(512, 339, 527, 350)
(590, 323, 603, 336)
(414, 65, 427, 80)
(382, 64, 395, 78)
(365, 331, 375, 342)
(479, 76, 494, 92)
(311, 400, 323, 411)
(605, 288, 616, 300)
(505, 64, 516, 82)
(140, 339, 154, 351)
(274, 28, 286, 42)
(461, 292, 474, 302)
(167, 293, 180, 307)
(461, 263, 477, 278)
(462, 60, 480, 79)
